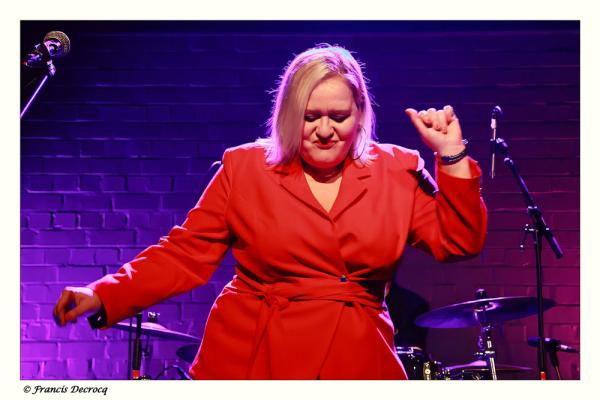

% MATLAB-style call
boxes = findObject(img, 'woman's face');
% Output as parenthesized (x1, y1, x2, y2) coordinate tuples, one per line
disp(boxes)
(300, 76, 362, 171)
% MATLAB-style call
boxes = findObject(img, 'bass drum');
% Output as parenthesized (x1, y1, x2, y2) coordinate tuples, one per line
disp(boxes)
(396, 346, 446, 380)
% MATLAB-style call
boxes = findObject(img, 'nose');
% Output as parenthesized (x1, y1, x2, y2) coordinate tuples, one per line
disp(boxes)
(316, 120, 334, 142)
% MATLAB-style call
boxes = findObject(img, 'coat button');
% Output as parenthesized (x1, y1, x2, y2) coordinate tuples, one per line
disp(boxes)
(340, 275, 348, 282)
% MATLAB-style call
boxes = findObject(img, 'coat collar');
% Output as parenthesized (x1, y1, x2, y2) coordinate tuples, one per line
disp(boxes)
(267, 156, 372, 221)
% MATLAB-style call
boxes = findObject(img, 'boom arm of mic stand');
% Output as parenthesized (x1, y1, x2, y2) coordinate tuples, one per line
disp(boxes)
(21, 60, 56, 120)
(491, 138, 564, 259)
(20, 74, 49, 119)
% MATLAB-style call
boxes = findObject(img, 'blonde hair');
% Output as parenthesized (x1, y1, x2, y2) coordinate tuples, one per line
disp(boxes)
(257, 44, 378, 166)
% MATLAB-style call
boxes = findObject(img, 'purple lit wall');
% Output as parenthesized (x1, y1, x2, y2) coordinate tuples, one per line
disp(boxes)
(20, 21, 579, 380)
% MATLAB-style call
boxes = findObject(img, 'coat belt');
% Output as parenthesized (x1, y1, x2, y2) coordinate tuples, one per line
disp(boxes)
(224, 269, 388, 379)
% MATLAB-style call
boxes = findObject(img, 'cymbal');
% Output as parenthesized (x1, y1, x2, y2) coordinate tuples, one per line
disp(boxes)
(176, 344, 200, 363)
(415, 296, 555, 328)
(113, 321, 202, 343)
(446, 360, 532, 373)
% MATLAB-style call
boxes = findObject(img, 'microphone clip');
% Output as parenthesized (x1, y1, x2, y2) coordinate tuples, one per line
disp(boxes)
(24, 44, 57, 77)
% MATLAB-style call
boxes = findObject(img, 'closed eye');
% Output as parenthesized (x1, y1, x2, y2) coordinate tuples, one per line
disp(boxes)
(304, 115, 350, 123)
(331, 115, 349, 122)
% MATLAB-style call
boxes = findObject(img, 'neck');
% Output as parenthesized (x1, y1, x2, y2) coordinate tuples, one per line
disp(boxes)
(302, 160, 344, 183)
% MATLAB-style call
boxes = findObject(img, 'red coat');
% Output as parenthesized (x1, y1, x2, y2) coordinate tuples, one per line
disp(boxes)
(88, 142, 487, 379)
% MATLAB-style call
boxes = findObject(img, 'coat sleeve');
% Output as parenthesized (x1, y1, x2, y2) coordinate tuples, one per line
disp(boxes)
(407, 153, 488, 262)
(86, 149, 234, 327)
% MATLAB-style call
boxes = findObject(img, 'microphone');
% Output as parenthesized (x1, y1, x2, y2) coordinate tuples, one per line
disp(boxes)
(527, 336, 579, 354)
(489, 105, 502, 179)
(24, 31, 71, 68)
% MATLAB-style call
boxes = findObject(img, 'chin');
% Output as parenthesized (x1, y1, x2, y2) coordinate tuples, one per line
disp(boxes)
(302, 145, 349, 168)
(309, 155, 344, 169)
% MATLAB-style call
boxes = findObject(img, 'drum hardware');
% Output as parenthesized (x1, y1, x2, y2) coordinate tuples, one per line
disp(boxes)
(153, 364, 192, 380)
(129, 312, 160, 380)
(445, 360, 532, 380)
(396, 346, 426, 380)
(414, 293, 555, 329)
(113, 319, 202, 343)
(472, 289, 498, 380)
(131, 313, 148, 380)
(395, 346, 449, 380)
(527, 337, 580, 380)
(414, 289, 556, 380)
(424, 360, 448, 380)
(176, 344, 201, 364)
(112, 312, 200, 380)
(395, 344, 533, 381)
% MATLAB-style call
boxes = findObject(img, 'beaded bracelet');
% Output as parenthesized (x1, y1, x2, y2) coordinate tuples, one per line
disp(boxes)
(435, 139, 469, 165)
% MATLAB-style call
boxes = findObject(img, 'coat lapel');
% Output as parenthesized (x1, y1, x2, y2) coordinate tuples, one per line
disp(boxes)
(329, 157, 371, 221)
(272, 157, 330, 220)
(269, 156, 372, 221)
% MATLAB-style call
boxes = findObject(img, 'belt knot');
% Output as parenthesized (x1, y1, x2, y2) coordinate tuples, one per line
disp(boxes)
(263, 291, 290, 310)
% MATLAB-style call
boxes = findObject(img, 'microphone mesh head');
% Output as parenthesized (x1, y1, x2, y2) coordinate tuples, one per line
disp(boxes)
(491, 105, 503, 120)
(43, 31, 71, 57)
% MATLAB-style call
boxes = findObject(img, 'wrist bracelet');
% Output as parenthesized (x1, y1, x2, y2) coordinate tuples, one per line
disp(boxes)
(435, 139, 468, 165)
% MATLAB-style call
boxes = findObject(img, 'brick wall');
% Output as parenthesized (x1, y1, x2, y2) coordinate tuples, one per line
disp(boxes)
(20, 21, 579, 380)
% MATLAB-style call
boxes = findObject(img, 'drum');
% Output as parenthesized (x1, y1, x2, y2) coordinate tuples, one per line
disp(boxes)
(444, 360, 533, 380)
(396, 346, 446, 380)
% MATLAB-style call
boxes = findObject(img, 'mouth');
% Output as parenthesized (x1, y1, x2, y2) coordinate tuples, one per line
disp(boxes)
(314, 141, 337, 149)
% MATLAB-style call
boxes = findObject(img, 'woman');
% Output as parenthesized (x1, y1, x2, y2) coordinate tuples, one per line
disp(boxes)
(53, 44, 487, 379)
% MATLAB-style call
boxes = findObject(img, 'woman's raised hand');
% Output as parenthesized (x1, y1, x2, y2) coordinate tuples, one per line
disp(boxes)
(405, 105, 465, 155)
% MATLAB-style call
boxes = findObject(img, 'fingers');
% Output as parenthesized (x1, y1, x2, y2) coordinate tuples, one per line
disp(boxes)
(404, 108, 429, 135)
(436, 110, 448, 133)
(406, 105, 458, 133)
(443, 104, 456, 122)
(426, 108, 438, 130)
(53, 287, 87, 326)
(64, 302, 89, 323)
(53, 288, 74, 326)
(54, 287, 102, 327)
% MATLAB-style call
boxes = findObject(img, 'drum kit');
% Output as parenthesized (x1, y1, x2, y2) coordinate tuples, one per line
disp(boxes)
(395, 288, 574, 380)
(111, 289, 575, 380)
(395, 347, 537, 380)
(111, 312, 200, 380)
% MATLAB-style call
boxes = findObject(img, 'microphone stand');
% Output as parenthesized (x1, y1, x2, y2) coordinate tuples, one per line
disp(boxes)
(490, 130, 564, 380)
(528, 336, 580, 380)
(131, 313, 143, 380)
(545, 341, 562, 380)
(21, 45, 56, 119)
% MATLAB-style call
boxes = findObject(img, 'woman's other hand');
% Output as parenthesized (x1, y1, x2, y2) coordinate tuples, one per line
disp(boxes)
(53, 286, 102, 326)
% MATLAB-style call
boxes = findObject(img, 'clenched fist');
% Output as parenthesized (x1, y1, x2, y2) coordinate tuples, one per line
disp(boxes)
(405, 105, 465, 156)
(405, 105, 472, 178)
